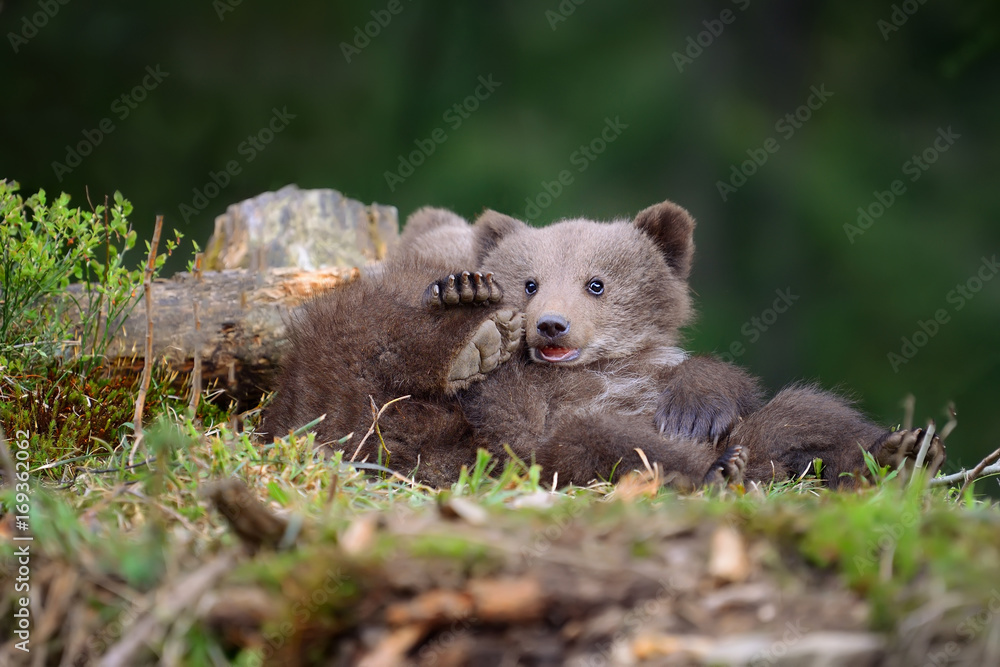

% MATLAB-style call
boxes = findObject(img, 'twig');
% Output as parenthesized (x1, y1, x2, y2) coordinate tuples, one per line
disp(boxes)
(98, 551, 237, 667)
(912, 421, 935, 472)
(206, 478, 291, 552)
(350, 395, 411, 461)
(930, 447, 1000, 489)
(902, 394, 915, 431)
(189, 252, 204, 417)
(189, 307, 202, 415)
(129, 215, 163, 466)
(939, 402, 958, 441)
(959, 446, 1000, 494)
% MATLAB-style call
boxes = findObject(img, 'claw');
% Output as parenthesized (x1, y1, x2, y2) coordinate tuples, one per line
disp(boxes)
(426, 283, 442, 308)
(444, 275, 460, 305)
(702, 442, 747, 486)
(486, 272, 502, 302)
(472, 272, 486, 302)
(459, 271, 475, 302)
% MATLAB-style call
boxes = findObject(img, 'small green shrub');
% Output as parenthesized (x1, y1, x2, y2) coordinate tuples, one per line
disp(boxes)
(0, 180, 179, 368)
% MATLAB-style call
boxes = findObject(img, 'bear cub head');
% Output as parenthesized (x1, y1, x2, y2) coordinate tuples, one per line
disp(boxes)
(472, 200, 696, 367)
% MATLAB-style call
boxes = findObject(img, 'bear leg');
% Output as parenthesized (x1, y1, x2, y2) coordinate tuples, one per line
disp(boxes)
(655, 356, 765, 444)
(729, 384, 946, 486)
(531, 411, 726, 489)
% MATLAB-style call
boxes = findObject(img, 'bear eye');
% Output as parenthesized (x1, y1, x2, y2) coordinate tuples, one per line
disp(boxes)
(587, 278, 604, 296)
(525, 279, 538, 296)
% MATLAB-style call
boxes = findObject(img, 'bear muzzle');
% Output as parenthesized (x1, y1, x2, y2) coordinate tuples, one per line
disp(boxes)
(531, 313, 581, 363)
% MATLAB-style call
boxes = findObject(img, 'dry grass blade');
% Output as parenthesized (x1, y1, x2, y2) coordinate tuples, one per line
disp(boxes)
(912, 422, 935, 471)
(939, 402, 958, 440)
(906, 421, 938, 489)
(129, 214, 164, 466)
(188, 269, 203, 417)
(902, 394, 915, 431)
(350, 394, 411, 462)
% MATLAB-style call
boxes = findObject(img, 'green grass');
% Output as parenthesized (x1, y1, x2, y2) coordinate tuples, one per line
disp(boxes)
(3, 402, 999, 664)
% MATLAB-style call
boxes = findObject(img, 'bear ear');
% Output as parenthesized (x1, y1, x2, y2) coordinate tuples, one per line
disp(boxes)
(633, 200, 696, 279)
(472, 209, 526, 264)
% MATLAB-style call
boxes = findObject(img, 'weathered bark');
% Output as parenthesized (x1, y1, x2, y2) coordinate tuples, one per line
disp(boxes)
(87, 266, 360, 397)
(63, 186, 398, 400)
(204, 184, 398, 271)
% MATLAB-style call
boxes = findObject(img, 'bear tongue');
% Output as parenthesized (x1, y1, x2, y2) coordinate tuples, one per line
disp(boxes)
(537, 346, 580, 363)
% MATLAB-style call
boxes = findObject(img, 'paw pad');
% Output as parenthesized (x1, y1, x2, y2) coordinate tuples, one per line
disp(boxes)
(445, 310, 523, 394)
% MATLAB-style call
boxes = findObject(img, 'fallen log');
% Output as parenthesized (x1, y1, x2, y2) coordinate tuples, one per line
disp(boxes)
(86, 266, 360, 400)
(73, 185, 398, 402)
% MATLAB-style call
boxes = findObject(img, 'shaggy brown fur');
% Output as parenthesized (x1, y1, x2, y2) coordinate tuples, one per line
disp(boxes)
(258, 254, 518, 487)
(260, 202, 746, 487)
(261, 199, 945, 488)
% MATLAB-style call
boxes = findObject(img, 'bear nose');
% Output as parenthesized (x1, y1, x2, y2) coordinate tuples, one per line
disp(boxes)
(537, 314, 569, 341)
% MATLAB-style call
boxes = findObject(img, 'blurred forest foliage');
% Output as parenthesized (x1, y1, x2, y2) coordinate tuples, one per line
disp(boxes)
(2, 1, 998, 470)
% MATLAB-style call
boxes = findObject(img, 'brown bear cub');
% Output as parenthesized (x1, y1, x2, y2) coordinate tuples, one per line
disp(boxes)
(260, 200, 945, 488)
(259, 201, 745, 487)
(257, 252, 522, 488)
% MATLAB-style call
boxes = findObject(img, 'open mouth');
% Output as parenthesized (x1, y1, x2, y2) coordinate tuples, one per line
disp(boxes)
(533, 346, 581, 363)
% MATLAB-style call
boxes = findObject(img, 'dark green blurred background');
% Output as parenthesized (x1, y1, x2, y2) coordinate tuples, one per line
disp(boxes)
(3, 1, 998, 473)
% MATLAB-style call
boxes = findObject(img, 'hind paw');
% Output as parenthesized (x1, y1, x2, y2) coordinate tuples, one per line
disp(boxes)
(870, 427, 947, 480)
(445, 309, 523, 394)
(425, 271, 502, 308)
(702, 443, 747, 486)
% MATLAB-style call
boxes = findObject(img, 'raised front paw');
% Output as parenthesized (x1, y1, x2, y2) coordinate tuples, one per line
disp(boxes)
(869, 427, 947, 481)
(425, 271, 502, 308)
(702, 443, 747, 486)
(445, 309, 523, 394)
(656, 392, 743, 444)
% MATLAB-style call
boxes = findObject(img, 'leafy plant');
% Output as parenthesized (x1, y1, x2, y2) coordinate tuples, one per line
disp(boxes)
(0, 180, 180, 368)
